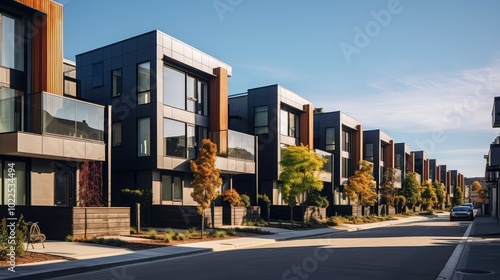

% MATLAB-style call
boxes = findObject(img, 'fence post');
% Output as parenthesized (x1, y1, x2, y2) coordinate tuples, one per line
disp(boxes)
(136, 203, 141, 232)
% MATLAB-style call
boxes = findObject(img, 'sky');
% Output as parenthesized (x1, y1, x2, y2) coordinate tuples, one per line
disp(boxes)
(58, 0, 500, 178)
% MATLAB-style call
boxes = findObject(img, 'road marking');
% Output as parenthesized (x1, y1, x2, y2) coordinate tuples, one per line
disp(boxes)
(435, 222, 473, 280)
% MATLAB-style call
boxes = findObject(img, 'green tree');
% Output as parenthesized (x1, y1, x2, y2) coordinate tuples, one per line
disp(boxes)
(380, 168, 397, 207)
(453, 186, 464, 206)
(345, 160, 377, 211)
(421, 181, 437, 210)
(432, 181, 445, 209)
(401, 172, 421, 209)
(472, 180, 486, 203)
(279, 144, 326, 222)
(191, 139, 222, 239)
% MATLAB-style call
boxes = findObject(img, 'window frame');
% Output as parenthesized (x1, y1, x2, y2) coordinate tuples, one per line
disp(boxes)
(137, 61, 151, 105)
(254, 106, 268, 134)
(325, 127, 335, 151)
(137, 117, 150, 157)
(111, 68, 122, 97)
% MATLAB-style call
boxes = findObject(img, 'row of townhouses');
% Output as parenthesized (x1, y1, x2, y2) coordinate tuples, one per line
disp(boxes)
(484, 97, 500, 220)
(0, 0, 472, 236)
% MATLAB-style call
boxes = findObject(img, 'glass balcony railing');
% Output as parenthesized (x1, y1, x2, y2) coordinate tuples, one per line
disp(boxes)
(41, 92, 104, 141)
(315, 149, 333, 173)
(227, 130, 255, 161)
(0, 88, 105, 141)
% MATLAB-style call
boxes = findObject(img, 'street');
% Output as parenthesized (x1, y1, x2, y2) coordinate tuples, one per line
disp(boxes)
(50, 216, 472, 280)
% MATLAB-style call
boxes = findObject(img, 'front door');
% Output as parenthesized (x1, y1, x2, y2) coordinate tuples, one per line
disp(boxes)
(54, 162, 76, 206)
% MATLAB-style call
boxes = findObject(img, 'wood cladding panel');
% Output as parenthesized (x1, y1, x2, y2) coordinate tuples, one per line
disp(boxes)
(16, 0, 64, 95)
(299, 104, 313, 148)
(209, 67, 229, 154)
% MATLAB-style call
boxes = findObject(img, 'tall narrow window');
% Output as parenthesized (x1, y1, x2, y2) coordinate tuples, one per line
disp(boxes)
(197, 81, 208, 116)
(173, 176, 182, 200)
(289, 112, 297, 138)
(365, 143, 374, 162)
(187, 125, 196, 159)
(255, 106, 268, 134)
(1, 15, 24, 71)
(92, 63, 103, 88)
(342, 130, 351, 152)
(161, 175, 172, 201)
(342, 157, 350, 178)
(280, 109, 288, 136)
(137, 62, 150, 104)
(325, 128, 335, 151)
(112, 69, 122, 97)
(3, 161, 26, 205)
(112, 122, 122, 147)
(395, 154, 401, 169)
(186, 76, 196, 112)
(164, 118, 186, 157)
(138, 118, 150, 157)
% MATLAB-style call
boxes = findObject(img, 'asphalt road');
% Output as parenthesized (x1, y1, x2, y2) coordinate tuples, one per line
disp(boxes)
(50, 216, 471, 280)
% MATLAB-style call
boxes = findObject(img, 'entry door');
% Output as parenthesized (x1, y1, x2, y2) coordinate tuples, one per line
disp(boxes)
(54, 163, 76, 206)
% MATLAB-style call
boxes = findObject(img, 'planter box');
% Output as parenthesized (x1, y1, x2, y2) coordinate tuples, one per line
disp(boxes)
(150, 205, 222, 229)
(223, 206, 260, 225)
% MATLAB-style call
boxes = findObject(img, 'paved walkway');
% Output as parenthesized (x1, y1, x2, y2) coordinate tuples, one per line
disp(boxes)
(0, 214, 498, 280)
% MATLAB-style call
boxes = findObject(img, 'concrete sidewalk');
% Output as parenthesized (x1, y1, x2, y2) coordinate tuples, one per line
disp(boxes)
(0, 215, 438, 279)
(452, 215, 500, 280)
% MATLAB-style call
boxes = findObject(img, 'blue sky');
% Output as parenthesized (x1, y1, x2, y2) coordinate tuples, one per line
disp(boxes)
(59, 0, 500, 178)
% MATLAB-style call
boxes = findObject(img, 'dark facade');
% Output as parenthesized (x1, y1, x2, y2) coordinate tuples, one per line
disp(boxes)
(78, 30, 255, 210)
(429, 159, 440, 183)
(394, 143, 413, 187)
(412, 151, 429, 184)
(313, 111, 363, 209)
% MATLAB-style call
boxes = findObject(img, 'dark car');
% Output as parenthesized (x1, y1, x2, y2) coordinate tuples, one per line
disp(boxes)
(450, 206, 474, 221)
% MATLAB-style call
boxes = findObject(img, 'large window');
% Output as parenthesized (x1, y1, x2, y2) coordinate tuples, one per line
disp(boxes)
(137, 62, 150, 105)
(395, 153, 401, 169)
(325, 128, 335, 151)
(112, 69, 122, 97)
(280, 109, 298, 138)
(161, 175, 182, 201)
(342, 130, 351, 152)
(342, 157, 351, 178)
(164, 118, 199, 159)
(0, 88, 23, 133)
(1, 14, 24, 71)
(254, 106, 268, 134)
(138, 117, 150, 157)
(365, 143, 374, 162)
(112, 122, 122, 147)
(163, 65, 208, 115)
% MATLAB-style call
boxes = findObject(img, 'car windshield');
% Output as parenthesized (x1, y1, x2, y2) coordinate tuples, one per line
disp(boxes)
(453, 207, 471, 212)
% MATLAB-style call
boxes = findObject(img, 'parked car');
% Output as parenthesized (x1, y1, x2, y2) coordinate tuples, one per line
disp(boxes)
(462, 203, 473, 209)
(450, 206, 474, 221)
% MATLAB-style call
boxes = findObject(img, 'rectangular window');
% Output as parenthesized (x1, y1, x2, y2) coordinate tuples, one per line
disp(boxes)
(138, 117, 150, 157)
(381, 145, 386, 163)
(137, 62, 150, 104)
(280, 109, 299, 138)
(280, 109, 288, 136)
(92, 63, 103, 88)
(112, 122, 122, 147)
(395, 154, 401, 169)
(187, 125, 196, 159)
(0, 88, 23, 133)
(3, 161, 26, 205)
(365, 143, 374, 162)
(112, 69, 122, 97)
(255, 106, 268, 134)
(325, 128, 335, 151)
(186, 76, 196, 112)
(197, 81, 208, 116)
(161, 175, 182, 201)
(197, 126, 208, 151)
(164, 118, 186, 157)
(342, 130, 351, 152)
(1, 15, 24, 71)
(342, 157, 350, 178)
(164, 65, 185, 109)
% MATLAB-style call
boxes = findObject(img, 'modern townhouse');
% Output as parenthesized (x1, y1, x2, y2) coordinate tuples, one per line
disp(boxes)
(77, 30, 256, 227)
(0, 0, 114, 239)
(412, 151, 429, 185)
(394, 142, 414, 184)
(485, 134, 500, 219)
(228, 84, 331, 207)
(429, 159, 440, 183)
(448, 170, 464, 205)
(313, 111, 363, 216)
(440, 164, 452, 205)
(363, 129, 397, 214)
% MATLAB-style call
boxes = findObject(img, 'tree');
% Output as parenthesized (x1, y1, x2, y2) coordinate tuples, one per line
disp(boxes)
(345, 160, 377, 211)
(432, 181, 445, 209)
(400, 172, 421, 209)
(78, 160, 104, 207)
(191, 139, 222, 239)
(380, 168, 397, 207)
(453, 186, 464, 206)
(222, 189, 244, 207)
(472, 180, 486, 203)
(421, 181, 437, 210)
(279, 144, 326, 222)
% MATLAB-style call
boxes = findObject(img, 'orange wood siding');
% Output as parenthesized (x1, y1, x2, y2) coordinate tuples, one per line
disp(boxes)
(300, 104, 313, 148)
(355, 124, 363, 164)
(210, 67, 229, 154)
(16, 0, 63, 95)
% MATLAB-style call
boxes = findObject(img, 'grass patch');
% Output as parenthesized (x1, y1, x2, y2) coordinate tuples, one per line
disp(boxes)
(234, 227, 273, 235)
(147, 229, 158, 239)
(243, 219, 268, 227)
(209, 230, 227, 238)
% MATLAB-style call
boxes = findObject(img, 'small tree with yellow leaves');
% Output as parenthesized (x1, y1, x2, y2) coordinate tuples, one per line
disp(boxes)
(345, 160, 377, 214)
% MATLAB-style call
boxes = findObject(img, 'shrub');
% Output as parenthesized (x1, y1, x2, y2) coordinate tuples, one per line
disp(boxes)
(240, 194, 251, 207)
(234, 227, 272, 235)
(147, 229, 158, 239)
(209, 230, 227, 238)
(173, 232, 186, 240)
(0, 215, 28, 260)
(223, 189, 244, 207)
(307, 190, 330, 208)
(164, 232, 174, 243)
(65, 235, 75, 242)
(186, 227, 199, 236)
(130, 226, 138, 234)
(258, 193, 270, 203)
(225, 228, 236, 236)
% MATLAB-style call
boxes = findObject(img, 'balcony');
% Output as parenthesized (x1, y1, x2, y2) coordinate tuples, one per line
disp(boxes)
(227, 130, 255, 161)
(315, 149, 332, 183)
(0, 90, 105, 161)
